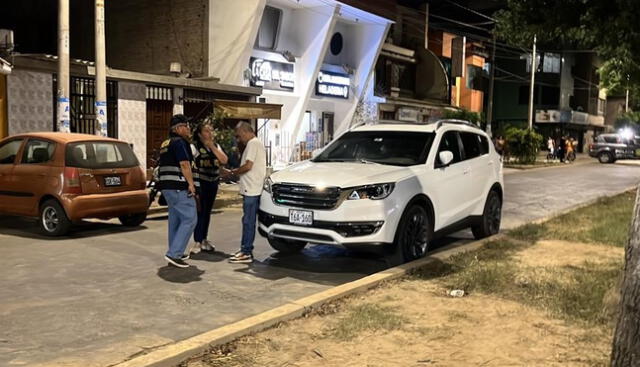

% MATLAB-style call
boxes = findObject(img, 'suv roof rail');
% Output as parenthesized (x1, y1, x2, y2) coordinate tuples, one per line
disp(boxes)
(436, 119, 482, 131)
(348, 120, 368, 131)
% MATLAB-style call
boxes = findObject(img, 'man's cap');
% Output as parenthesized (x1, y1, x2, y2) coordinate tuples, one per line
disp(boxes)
(170, 114, 191, 128)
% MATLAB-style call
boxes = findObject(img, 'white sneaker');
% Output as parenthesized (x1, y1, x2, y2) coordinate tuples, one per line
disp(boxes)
(201, 239, 215, 252)
(184, 242, 201, 257)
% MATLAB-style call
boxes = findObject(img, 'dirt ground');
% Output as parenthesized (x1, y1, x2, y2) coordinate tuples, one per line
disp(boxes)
(185, 239, 622, 367)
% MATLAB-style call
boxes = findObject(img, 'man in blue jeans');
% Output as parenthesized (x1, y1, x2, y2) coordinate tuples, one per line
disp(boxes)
(156, 115, 199, 268)
(224, 121, 266, 264)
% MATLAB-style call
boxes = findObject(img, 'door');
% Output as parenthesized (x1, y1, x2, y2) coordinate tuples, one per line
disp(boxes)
(0, 138, 25, 214)
(459, 132, 492, 213)
(429, 131, 472, 228)
(146, 87, 174, 168)
(322, 112, 334, 146)
(10, 138, 56, 215)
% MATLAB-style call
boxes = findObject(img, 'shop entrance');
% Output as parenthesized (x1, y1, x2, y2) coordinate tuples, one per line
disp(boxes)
(322, 112, 334, 146)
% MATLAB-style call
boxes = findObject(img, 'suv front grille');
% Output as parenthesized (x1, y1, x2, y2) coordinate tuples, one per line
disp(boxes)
(272, 183, 341, 210)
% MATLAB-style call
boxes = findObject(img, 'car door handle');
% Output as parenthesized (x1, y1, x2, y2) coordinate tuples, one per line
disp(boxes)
(38, 173, 47, 176)
(463, 168, 471, 175)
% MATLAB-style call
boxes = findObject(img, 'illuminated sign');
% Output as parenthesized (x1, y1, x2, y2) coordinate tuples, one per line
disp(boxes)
(316, 70, 350, 99)
(250, 57, 294, 91)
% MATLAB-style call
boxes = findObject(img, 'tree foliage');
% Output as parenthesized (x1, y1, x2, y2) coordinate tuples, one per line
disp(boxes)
(442, 108, 484, 126)
(494, 0, 640, 96)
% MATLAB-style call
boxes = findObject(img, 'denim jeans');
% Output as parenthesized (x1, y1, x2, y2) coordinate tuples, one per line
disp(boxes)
(162, 189, 197, 259)
(194, 181, 219, 243)
(241, 195, 261, 255)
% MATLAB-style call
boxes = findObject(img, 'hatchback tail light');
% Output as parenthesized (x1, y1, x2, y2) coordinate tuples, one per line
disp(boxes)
(63, 167, 82, 194)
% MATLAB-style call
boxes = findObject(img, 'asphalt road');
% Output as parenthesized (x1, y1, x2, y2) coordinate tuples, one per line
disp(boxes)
(0, 161, 639, 366)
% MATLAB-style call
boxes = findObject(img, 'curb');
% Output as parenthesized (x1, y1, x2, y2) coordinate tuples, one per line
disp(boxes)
(114, 185, 638, 367)
(503, 159, 593, 175)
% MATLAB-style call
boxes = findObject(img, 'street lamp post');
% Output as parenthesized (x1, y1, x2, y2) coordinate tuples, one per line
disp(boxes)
(527, 34, 537, 130)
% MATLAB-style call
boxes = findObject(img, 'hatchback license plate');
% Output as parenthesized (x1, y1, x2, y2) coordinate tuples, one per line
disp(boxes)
(104, 176, 122, 186)
(289, 209, 313, 225)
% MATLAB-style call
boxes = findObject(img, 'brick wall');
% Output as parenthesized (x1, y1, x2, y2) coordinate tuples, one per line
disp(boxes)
(106, 0, 208, 77)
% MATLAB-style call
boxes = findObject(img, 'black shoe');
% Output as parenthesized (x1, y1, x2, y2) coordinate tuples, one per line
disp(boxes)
(165, 255, 189, 268)
(180, 254, 190, 261)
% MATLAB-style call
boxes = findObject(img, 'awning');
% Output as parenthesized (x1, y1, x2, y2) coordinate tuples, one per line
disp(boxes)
(213, 99, 283, 119)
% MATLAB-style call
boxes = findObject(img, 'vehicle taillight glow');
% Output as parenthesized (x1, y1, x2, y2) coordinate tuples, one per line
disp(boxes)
(63, 167, 82, 194)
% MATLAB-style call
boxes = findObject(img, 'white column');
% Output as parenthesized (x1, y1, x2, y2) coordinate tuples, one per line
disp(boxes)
(57, 0, 70, 133)
(95, 0, 108, 136)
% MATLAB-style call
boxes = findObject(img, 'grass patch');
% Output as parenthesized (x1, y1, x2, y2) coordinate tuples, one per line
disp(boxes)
(328, 303, 406, 340)
(537, 192, 634, 247)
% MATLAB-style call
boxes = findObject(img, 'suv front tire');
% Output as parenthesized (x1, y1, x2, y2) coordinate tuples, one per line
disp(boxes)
(396, 204, 431, 262)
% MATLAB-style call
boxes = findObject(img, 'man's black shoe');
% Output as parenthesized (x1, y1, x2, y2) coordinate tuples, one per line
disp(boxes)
(165, 255, 189, 268)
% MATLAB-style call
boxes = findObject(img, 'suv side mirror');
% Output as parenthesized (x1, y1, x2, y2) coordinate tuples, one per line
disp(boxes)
(438, 151, 454, 167)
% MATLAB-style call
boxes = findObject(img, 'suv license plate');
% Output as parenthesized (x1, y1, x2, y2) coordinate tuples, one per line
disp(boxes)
(289, 209, 313, 225)
(105, 176, 122, 186)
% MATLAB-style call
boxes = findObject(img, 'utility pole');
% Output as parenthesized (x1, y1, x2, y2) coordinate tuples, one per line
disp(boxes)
(527, 34, 537, 130)
(57, 0, 70, 133)
(95, 0, 107, 136)
(486, 33, 496, 137)
(625, 74, 630, 113)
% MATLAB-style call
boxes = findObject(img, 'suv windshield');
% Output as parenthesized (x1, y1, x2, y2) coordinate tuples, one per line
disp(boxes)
(66, 141, 139, 169)
(313, 131, 435, 166)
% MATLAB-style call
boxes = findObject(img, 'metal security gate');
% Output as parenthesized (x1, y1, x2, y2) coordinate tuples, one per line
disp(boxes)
(53, 75, 118, 137)
(69, 77, 118, 137)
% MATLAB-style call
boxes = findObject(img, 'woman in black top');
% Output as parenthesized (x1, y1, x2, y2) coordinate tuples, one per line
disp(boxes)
(191, 123, 228, 253)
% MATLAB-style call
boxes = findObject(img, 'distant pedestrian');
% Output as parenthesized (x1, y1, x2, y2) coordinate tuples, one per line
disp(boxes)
(223, 121, 266, 264)
(558, 136, 566, 162)
(547, 136, 555, 160)
(157, 114, 199, 268)
(190, 123, 228, 253)
(495, 135, 505, 156)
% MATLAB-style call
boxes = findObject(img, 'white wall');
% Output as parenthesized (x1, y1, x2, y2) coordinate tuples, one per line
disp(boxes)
(6, 70, 53, 135)
(117, 82, 147, 169)
(208, 0, 266, 85)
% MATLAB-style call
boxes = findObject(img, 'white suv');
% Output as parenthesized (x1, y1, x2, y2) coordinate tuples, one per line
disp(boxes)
(258, 120, 503, 262)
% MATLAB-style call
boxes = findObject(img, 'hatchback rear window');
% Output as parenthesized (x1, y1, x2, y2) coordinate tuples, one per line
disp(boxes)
(66, 141, 139, 169)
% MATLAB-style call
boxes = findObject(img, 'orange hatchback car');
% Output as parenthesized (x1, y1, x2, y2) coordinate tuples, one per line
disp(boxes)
(0, 132, 149, 236)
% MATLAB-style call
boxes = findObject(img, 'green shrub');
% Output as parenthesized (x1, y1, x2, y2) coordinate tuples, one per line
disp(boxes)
(505, 127, 543, 164)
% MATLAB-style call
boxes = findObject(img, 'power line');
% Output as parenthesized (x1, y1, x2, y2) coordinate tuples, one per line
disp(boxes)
(444, 0, 497, 22)
(430, 14, 492, 32)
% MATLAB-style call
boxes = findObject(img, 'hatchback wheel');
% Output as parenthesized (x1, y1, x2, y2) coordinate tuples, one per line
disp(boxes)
(396, 205, 431, 262)
(118, 212, 147, 227)
(471, 190, 502, 239)
(40, 199, 72, 236)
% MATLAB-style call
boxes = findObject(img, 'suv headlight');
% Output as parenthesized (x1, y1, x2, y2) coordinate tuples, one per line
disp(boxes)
(347, 183, 395, 200)
(263, 177, 273, 193)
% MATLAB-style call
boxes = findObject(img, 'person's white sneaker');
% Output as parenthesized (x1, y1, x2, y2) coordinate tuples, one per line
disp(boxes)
(184, 242, 200, 258)
(201, 239, 215, 252)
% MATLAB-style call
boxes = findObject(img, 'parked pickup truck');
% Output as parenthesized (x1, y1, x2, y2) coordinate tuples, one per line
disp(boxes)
(589, 133, 639, 164)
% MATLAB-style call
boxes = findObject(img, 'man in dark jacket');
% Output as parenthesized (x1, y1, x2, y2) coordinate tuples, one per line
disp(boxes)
(157, 114, 198, 268)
